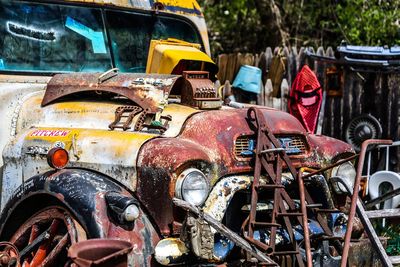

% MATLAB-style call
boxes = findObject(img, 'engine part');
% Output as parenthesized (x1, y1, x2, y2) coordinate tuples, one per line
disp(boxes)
(180, 71, 221, 109)
(109, 105, 143, 131)
(173, 198, 277, 265)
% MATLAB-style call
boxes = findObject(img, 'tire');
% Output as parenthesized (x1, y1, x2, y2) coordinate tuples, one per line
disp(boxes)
(9, 206, 87, 267)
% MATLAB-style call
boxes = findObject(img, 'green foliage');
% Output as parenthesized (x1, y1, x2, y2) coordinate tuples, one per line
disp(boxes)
(336, 0, 400, 46)
(200, 0, 260, 54)
(375, 222, 400, 256)
(199, 0, 400, 56)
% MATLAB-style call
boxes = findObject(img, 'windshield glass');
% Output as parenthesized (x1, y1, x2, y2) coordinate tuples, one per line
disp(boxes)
(0, 1, 112, 72)
(106, 10, 202, 72)
(0, 1, 203, 74)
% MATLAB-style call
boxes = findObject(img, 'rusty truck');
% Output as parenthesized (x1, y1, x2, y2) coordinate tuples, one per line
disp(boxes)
(0, 0, 368, 266)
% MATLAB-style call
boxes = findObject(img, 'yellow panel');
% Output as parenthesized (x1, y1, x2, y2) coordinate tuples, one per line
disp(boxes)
(157, 0, 201, 11)
(146, 39, 216, 74)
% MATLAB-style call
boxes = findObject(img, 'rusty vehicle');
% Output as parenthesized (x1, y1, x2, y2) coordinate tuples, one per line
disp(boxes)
(0, 0, 375, 266)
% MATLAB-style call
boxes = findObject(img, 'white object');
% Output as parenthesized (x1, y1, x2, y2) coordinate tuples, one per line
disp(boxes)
(368, 170, 400, 209)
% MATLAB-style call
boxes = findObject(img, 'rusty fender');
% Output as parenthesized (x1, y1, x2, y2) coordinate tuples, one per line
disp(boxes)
(0, 169, 160, 266)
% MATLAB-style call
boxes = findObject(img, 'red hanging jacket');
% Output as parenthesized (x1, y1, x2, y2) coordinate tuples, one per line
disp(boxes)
(288, 65, 322, 133)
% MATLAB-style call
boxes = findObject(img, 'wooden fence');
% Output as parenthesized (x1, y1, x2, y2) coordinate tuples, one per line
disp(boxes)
(217, 47, 400, 148)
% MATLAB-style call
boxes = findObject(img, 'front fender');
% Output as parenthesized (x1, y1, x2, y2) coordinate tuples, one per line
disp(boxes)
(0, 169, 160, 265)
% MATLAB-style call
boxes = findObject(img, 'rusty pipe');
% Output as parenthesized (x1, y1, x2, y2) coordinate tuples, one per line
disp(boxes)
(301, 154, 358, 180)
(298, 168, 312, 267)
(340, 139, 393, 267)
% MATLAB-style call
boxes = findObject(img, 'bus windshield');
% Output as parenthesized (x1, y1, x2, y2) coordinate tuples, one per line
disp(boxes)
(0, 1, 202, 73)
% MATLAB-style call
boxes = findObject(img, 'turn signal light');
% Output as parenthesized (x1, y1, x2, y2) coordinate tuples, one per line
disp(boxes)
(47, 147, 69, 169)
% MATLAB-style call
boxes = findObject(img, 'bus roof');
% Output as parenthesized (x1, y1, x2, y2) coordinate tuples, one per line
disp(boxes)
(64, 0, 203, 17)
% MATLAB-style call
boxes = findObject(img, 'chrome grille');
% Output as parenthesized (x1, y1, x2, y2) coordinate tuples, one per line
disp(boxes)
(234, 135, 307, 158)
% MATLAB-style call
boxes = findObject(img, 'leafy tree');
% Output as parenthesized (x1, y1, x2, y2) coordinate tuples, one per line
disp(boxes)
(199, 0, 400, 56)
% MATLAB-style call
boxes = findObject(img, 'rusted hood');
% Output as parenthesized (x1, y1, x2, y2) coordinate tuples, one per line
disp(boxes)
(138, 107, 309, 181)
(137, 106, 354, 187)
(42, 73, 179, 113)
(137, 107, 353, 234)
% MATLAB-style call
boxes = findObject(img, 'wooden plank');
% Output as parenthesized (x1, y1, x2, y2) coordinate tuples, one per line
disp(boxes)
(289, 46, 298, 86)
(315, 47, 326, 135)
(225, 53, 238, 83)
(297, 47, 306, 72)
(365, 208, 400, 219)
(390, 256, 400, 264)
(217, 54, 228, 84)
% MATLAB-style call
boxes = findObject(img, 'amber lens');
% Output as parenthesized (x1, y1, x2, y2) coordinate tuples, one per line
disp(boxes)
(47, 148, 69, 169)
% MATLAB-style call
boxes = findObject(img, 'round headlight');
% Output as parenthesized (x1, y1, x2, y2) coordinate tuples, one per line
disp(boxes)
(175, 168, 209, 206)
(331, 161, 357, 193)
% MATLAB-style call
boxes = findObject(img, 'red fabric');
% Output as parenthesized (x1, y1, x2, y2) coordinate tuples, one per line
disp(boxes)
(288, 65, 322, 133)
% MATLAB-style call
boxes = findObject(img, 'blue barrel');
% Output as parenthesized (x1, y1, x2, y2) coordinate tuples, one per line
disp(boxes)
(232, 65, 262, 94)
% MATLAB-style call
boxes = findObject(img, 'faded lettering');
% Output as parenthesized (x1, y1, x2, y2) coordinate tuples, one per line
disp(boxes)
(30, 130, 70, 137)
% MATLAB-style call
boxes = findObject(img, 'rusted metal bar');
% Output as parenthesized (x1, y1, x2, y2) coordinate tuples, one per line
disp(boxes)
(341, 139, 392, 267)
(301, 154, 358, 180)
(172, 198, 278, 266)
(246, 107, 305, 266)
(365, 208, 400, 219)
(333, 175, 392, 267)
(30, 219, 60, 267)
(333, 139, 393, 267)
(298, 168, 311, 267)
(41, 234, 69, 267)
(19, 228, 52, 262)
(365, 187, 400, 209)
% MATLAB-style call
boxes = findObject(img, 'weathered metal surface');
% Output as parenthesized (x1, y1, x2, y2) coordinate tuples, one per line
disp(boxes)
(244, 107, 305, 266)
(0, 169, 160, 267)
(68, 239, 132, 267)
(137, 107, 353, 234)
(173, 198, 278, 266)
(0, 242, 20, 267)
(42, 73, 178, 113)
(9, 208, 80, 266)
(0, 75, 50, 168)
(154, 238, 189, 266)
(203, 175, 251, 223)
(1, 87, 198, 207)
(179, 71, 221, 109)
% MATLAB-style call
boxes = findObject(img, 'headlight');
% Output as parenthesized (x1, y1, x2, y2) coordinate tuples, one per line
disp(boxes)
(175, 168, 209, 206)
(331, 162, 356, 193)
